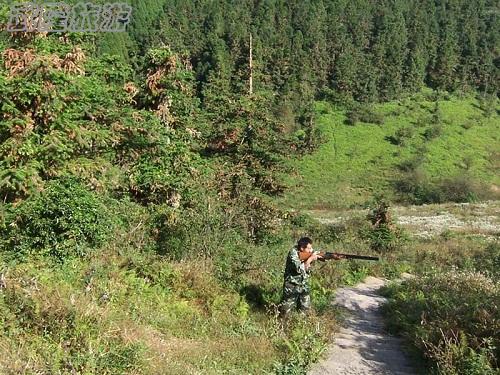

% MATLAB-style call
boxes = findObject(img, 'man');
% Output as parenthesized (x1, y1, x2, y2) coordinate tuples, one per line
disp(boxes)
(280, 237, 341, 316)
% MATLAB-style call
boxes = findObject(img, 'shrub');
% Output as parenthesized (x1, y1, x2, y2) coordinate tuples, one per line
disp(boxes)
(386, 126, 415, 146)
(394, 170, 437, 204)
(289, 212, 316, 229)
(289, 212, 346, 245)
(477, 93, 497, 118)
(345, 104, 384, 126)
(412, 183, 444, 204)
(310, 277, 334, 313)
(293, 119, 326, 153)
(273, 316, 330, 374)
(472, 242, 500, 279)
(436, 176, 479, 203)
(431, 101, 444, 125)
(149, 196, 232, 259)
(4, 177, 113, 260)
(461, 120, 475, 130)
(363, 224, 398, 252)
(150, 190, 284, 260)
(397, 147, 427, 173)
(382, 271, 500, 374)
(425, 332, 498, 375)
(394, 172, 481, 204)
(363, 201, 406, 252)
(423, 123, 443, 140)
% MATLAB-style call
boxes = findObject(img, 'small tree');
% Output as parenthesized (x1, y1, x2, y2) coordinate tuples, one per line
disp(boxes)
(365, 200, 404, 252)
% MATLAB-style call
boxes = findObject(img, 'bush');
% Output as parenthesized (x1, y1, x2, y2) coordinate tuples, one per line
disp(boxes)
(431, 101, 444, 125)
(382, 271, 500, 374)
(437, 176, 479, 203)
(363, 224, 399, 252)
(397, 150, 426, 172)
(386, 126, 415, 146)
(426, 332, 498, 375)
(3, 177, 113, 260)
(394, 170, 434, 204)
(362, 201, 406, 252)
(293, 120, 326, 153)
(273, 316, 330, 374)
(472, 242, 500, 279)
(345, 104, 384, 126)
(289, 212, 346, 245)
(394, 172, 481, 204)
(423, 124, 443, 140)
(477, 93, 497, 118)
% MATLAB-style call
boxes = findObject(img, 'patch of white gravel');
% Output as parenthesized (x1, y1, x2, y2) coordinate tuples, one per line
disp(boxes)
(311, 202, 500, 240)
(395, 213, 499, 239)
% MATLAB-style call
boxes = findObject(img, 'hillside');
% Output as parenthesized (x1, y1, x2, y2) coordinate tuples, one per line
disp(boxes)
(1, 1, 499, 374)
(280, 90, 500, 209)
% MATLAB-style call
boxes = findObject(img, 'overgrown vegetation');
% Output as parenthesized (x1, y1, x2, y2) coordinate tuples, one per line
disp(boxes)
(0, 29, 341, 373)
(3, 177, 114, 260)
(1, 203, 386, 374)
(381, 269, 500, 374)
(0, 0, 499, 373)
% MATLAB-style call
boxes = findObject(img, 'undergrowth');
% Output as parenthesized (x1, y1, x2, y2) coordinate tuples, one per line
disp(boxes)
(381, 269, 500, 374)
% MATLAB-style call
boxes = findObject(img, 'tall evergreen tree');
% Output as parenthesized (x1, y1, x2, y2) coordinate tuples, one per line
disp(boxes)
(428, 0, 461, 90)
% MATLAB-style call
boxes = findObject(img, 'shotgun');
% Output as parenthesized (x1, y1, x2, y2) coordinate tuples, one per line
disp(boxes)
(299, 251, 379, 262)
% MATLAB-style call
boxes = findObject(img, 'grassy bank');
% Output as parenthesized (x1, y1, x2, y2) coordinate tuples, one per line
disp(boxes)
(1, 195, 498, 374)
(381, 266, 499, 374)
(0, 237, 333, 374)
(0, 195, 379, 374)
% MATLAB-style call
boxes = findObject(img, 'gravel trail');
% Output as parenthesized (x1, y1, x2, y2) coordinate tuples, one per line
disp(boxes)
(309, 276, 418, 375)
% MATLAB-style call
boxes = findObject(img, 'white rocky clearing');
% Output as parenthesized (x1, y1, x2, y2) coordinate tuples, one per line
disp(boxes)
(309, 200, 500, 240)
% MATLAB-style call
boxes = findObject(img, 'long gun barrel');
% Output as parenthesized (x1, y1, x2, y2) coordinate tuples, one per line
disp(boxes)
(321, 252, 379, 261)
(299, 251, 379, 262)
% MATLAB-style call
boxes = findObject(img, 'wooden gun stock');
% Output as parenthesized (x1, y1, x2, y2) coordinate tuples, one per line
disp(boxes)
(299, 251, 379, 262)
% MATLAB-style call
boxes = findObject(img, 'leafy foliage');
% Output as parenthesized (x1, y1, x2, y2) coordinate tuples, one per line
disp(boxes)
(382, 271, 500, 374)
(2, 177, 113, 260)
(363, 201, 406, 252)
(0, 2, 499, 373)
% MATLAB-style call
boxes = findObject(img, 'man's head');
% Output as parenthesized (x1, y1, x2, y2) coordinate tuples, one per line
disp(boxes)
(297, 237, 313, 252)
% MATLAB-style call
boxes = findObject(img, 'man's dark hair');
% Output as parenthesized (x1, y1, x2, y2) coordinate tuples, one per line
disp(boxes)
(297, 237, 313, 250)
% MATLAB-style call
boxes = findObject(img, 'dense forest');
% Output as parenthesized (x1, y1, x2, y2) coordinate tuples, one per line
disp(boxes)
(1, 0, 498, 205)
(114, 0, 499, 100)
(0, 0, 498, 374)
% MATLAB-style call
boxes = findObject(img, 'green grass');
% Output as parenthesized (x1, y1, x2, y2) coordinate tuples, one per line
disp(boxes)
(1, 84, 499, 373)
(1, 195, 498, 374)
(0, 238, 341, 374)
(381, 269, 500, 374)
(279, 90, 500, 210)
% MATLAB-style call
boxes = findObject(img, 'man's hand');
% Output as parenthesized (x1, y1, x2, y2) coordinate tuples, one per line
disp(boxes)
(304, 252, 321, 269)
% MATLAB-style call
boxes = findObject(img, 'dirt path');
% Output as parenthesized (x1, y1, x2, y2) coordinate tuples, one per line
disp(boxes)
(309, 276, 418, 375)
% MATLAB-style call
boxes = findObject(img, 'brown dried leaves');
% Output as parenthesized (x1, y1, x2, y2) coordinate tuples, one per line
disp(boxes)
(2, 46, 86, 77)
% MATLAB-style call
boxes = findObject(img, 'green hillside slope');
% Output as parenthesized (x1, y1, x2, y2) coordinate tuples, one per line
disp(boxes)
(280, 90, 500, 210)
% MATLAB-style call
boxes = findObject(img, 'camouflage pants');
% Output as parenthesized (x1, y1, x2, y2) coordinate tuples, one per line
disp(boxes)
(280, 281, 311, 315)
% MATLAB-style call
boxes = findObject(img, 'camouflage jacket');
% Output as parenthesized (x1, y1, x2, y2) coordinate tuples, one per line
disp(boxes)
(283, 246, 311, 289)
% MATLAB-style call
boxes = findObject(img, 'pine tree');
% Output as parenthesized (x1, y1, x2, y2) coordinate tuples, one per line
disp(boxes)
(428, 0, 460, 91)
